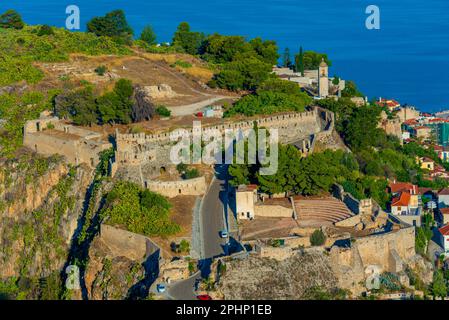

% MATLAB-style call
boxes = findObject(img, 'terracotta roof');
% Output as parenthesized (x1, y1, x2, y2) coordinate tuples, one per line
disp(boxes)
(414, 126, 431, 130)
(392, 191, 411, 207)
(439, 188, 449, 195)
(434, 145, 444, 151)
(389, 182, 417, 194)
(404, 118, 418, 124)
(439, 224, 449, 236)
(376, 99, 400, 108)
(440, 208, 449, 215)
(421, 157, 435, 163)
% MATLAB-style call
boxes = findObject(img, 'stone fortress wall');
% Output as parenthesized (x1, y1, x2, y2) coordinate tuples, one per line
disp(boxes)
(114, 107, 336, 174)
(144, 176, 207, 198)
(24, 113, 112, 168)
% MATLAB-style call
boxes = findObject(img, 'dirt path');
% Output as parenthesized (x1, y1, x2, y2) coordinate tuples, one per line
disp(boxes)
(132, 48, 239, 115)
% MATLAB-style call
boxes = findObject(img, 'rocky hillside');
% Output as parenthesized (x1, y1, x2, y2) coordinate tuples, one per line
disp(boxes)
(217, 250, 341, 300)
(0, 153, 94, 298)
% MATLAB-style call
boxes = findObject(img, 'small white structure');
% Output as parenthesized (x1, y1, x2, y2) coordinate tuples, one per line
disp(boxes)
(235, 185, 258, 220)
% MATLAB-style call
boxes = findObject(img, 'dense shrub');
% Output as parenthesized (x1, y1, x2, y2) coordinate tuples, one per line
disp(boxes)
(0, 9, 24, 30)
(310, 229, 326, 246)
(155, 105, 171, 117)
(101, 181, 180, 237)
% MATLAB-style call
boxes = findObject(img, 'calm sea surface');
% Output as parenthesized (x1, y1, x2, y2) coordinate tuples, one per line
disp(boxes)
(2, 0, 449, 112)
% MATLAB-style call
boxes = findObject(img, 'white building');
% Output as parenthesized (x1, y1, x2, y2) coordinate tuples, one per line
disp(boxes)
(235, 185, 258, 220)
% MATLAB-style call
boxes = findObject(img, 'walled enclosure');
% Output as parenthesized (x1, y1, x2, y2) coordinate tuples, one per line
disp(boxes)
(115, 107, 336, 175)
(24, 115, 112, 168)
(145, 176, 206, 198)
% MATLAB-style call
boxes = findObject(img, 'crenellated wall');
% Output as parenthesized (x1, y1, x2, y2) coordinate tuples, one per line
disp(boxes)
(114, 107, 336, 173)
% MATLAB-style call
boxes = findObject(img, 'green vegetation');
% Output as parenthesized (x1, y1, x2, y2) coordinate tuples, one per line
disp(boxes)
(172, 22, 205, 55)
(173, 60, 192, 68)
(431, 270, 447, 299)
(37, 24, 54, 37)
(0, 91, 52, 157)
(94, 65, 107, 76)
(302, 286, 349, 300)
(415, 214, 434, 255)
(202, 34, 278, 91)
(54, 78, 134, 125)
(310, 229, 326, 246)
(224, 78, 311, 117)
(100, 181, 180, 237)
(295, 51, 331, 70)
(342, 80, 364, 98)
(87, 10, 133, 45)
(0, 24, 129, 86)
(0, 9, 24, 29)
(155, 105, 171, 117)
(140, 25, 157, 46)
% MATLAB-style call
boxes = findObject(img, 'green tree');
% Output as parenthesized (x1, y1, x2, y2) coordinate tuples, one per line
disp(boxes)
(0, 9, 24, 29)
(431, 270, 447, 299)
(342, 80, 363, 97)
(310, 229, 326, 246)
(155, 105, 171, 117)
(140, 25, 157, 45)
(54, 88, 97, 126)
(172, 22, 204, 55)
(297, 46, 304, 76)
(283, 47, 291, 68)
(87, 10, 133, 44)
(97, 79, 133, 124)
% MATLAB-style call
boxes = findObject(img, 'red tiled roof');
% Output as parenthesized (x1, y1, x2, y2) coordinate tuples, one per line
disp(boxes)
(439, 188, 449, 195)
(439, 224, 449, 236)
(414, 126, 431, 130)
(376, 99, 400, 108)
(428, 118, 449, 123)
(404, 119, 418, 125)
(440, 208, 449, 215)
(389, 182, 418, 194)
(392, 191, 411, 207)
(434, 145, 444, 151)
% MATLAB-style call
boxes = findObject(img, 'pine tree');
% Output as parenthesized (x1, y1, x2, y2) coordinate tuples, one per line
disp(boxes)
(298, 46, 305, 76)
(283, 48, 291, 68)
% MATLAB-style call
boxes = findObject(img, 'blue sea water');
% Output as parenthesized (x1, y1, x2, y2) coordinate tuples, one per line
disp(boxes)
(1, 0, 449, 112)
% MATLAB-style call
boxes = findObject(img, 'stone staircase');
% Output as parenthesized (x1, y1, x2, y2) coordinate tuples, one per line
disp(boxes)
(294, 197, 354, 227)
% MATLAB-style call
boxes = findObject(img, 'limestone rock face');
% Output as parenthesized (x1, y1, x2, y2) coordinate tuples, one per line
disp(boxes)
(143, 84, 177, 99)
(84, 225, 160, 300)
(0, 155, 94, 279)
(217, 250, 339, 300)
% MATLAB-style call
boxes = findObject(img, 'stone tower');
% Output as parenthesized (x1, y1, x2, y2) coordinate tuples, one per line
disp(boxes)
(318, 58, 329, 98)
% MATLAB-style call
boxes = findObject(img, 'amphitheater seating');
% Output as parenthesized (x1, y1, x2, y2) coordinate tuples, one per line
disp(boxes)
(294, 197, 354, 227)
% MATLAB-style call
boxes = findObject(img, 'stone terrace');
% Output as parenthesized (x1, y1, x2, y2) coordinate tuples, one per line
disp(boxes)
(293, 196, 354, 227)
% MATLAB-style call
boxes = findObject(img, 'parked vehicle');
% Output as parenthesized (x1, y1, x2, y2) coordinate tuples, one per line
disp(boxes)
(156, 284, 166, 293)
(197, 294, 213, 300)
(219, 230, 228, 238)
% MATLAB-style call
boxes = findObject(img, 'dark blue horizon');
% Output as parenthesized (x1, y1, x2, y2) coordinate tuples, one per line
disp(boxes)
(2, 0, 449, 112)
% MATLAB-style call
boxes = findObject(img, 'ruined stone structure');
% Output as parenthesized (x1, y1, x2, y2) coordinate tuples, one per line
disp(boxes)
(24, 113, 112, 168)
(144, 176, 206, 198)
(379, 111, 403, 142)
(330, 226, 416, 294)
